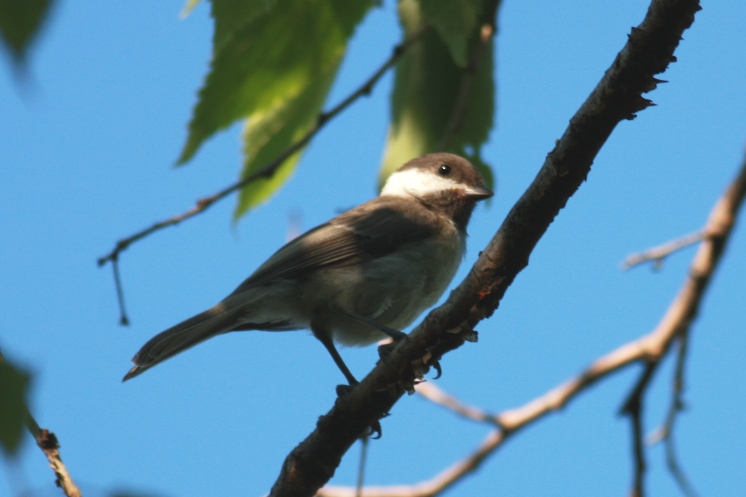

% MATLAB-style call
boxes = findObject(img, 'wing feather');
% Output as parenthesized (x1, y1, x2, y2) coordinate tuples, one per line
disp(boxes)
(230, 196, 442, 294)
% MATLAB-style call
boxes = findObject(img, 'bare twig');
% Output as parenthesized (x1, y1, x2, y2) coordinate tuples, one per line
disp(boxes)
(620, 363, 656, 497)
(618, 148, 746, 496)
(665, 428, 700, 497)
(273, 1, 701, 495)
(319, 147, 745, 497)
(415, 382, 493, 424)
(645, 307, 700, 497)
(0, 351, 82, 497)
(111, 256, 129, 325)
(97, 25, 431, 324)
(661, 334, 701, 497)
(622, 230, 705, 270)
(356, 436, 369, 497)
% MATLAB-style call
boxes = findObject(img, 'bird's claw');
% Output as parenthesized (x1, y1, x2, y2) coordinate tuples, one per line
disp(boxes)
(430, 359, 442, 379)
(335, 383, 387, 439)
(367, 419, 383, 439)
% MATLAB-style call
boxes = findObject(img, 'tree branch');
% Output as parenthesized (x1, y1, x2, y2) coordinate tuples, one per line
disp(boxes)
(319, 146, 746, 497)
(0, 351, 82, 497)
(270, 1, 701, 495)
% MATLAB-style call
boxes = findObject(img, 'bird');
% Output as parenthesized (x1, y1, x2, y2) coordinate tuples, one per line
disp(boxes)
(123, 152, 492, 386)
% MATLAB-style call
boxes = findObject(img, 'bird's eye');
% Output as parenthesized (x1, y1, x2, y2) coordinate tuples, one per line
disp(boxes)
(438, 164, 451, 176)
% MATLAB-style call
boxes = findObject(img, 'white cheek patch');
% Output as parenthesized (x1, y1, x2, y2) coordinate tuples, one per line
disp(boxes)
(381, 168, 460, 198)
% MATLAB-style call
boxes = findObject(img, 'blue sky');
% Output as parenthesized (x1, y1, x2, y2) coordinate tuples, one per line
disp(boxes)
(2, 1, 745, 496)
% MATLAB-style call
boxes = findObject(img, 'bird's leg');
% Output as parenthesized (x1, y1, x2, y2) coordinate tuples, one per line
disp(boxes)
(337, 311, 408, 368)
(340, 311, 407, 342)
(311, 322, 358, 394)
(310, 322, 383, 437)
(340, 311, 441, 388)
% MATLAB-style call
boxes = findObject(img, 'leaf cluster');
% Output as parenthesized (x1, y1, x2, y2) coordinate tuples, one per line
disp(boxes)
(179, 0, 497, 219)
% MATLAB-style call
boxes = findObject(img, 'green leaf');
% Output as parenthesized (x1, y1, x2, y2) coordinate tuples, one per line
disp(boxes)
(0, 358, 31, 455)
(0, 0, 53, 66)
(181, 1, 277, 46)
(235, 65, 339, 218)
(210, 0, 279, 50)
(178, 0, 374, 171)
(379, 0, 496, 189)
(419, 0, 482, 67)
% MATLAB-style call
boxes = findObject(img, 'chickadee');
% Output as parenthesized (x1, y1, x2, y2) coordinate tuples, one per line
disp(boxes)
(123, 153, 492, 385)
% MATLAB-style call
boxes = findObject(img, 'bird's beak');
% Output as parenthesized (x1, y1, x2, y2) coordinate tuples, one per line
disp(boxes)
(463, 186, 494, 200)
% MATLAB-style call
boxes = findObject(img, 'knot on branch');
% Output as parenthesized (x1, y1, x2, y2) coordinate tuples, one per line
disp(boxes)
(36, 429, 60, 451)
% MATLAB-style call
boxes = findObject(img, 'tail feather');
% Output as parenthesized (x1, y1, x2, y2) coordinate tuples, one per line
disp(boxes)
(123, 304, 244, 382)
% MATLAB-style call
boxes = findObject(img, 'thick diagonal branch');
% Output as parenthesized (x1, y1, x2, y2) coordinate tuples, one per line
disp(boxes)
(319, 148, 746, 497)
(269, 1, 701, 496)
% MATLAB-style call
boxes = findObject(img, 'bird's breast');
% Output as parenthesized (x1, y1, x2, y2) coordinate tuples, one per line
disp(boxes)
(323, 229, 466, 345)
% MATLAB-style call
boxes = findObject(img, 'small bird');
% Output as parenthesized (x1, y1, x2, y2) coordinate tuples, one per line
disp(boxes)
(123, 153, 492, 385)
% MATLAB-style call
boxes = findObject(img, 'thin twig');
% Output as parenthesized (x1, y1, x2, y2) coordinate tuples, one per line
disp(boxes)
(623, 230, 705, 270)
(620, 363, 657, 497)
(630, 405, 647, 497)
(318, 148, 745, 497)
(621, 149, 746, 495)
(617, 150, 746, 496)
(665, 429, 700, 497)
(356, 436, 369, 497)
(646, 333, 700, 497)
(662, 332, 700, 497)
(97, 25, 431, 323)
(0, 351, 82, 497)
(415, 382, 494, 424)
(111, 256, 129, 325)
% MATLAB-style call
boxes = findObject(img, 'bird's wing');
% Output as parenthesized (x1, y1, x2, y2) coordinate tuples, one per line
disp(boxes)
(230, 196, 441, 293)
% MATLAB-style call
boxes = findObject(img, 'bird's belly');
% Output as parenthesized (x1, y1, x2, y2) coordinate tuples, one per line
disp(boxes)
(308, 235, 465, 346)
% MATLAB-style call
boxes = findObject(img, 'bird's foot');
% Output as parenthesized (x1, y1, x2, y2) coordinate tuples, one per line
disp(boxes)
(367, 419, 383, 439)
(335, 382, 357, 398)
(377, 339, 396, 365)
(376, 327, 409, 364)
(334, 381, 386, 439)
(430, 359, 442, 379)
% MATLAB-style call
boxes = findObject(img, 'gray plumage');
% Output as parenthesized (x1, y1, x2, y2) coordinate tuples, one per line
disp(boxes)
(123, 153, 491, 382)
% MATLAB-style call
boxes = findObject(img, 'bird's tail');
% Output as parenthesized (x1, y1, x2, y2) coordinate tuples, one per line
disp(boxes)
(122, 303, 244, 382)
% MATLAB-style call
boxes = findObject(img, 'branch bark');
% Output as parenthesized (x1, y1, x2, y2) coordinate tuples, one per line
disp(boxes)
(269, 1, 701, 495)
